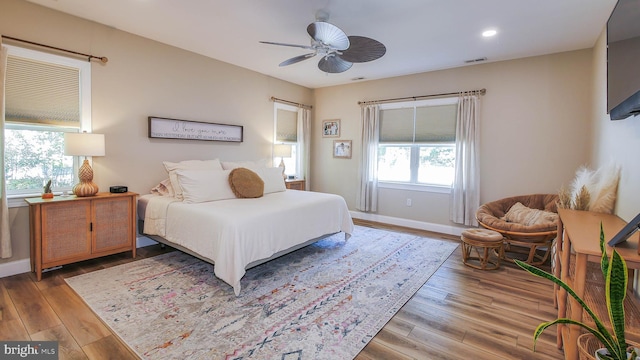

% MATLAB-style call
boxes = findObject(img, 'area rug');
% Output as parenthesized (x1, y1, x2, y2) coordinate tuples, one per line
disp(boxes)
(66, 225, 458, 360)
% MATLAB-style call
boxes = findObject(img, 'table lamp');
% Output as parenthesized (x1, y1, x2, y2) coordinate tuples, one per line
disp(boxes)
(273, 144, 292, 179)
(64, 131, 105, 197)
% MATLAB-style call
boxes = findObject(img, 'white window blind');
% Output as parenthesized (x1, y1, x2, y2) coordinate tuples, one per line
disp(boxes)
(5, 55, 80, 126)
(380, 104, 457, 143)
(276, 108, 297, 142)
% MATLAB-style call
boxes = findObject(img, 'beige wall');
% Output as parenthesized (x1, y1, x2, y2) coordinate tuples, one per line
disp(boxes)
(0, 0, 312, 270)
(591, 30, 640, 221)
(312, 50, 593, 230)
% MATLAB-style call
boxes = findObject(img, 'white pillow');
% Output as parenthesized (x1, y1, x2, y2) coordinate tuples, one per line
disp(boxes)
(163, 159, 223, 199)
(256, 167, 287, 194)
(221, 159, 268, 171)
(175, 169, 235, 203)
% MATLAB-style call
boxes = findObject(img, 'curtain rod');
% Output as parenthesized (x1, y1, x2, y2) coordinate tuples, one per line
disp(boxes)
(270, 96, 313, 110)
(358, 88, 486, 106)
(1, 35, 108, 63)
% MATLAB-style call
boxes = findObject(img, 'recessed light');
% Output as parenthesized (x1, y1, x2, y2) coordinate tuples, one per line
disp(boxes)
(482, 29, 497, 37)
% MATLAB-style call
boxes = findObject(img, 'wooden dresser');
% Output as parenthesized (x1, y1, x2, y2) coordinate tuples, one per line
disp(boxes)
(25, 192, 138, 280)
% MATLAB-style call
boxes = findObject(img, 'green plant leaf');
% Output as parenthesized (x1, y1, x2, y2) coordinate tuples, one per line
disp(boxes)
(607, 249, 628, 357)
(532, 318, 611, 352)
(514, 260, 616, 352)
(601, 223, 610, 279)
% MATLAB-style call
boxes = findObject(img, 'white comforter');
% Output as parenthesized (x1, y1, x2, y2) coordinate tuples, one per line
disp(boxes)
(142, 190, 354, 295)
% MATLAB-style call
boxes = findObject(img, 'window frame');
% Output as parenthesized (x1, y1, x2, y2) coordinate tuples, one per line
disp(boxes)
(4, 45, 92, 207)
(273, 102, 301, 179)
(377, 97, 458, 193)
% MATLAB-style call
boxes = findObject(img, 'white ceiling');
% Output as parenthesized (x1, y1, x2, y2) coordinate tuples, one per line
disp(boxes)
(26, 0, 618, 89)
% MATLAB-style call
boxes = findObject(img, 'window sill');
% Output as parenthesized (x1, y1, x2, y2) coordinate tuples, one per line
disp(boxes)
(378, 182, 452, 194)
(7, 191, 70, 208)
(8, 194, 39, 208)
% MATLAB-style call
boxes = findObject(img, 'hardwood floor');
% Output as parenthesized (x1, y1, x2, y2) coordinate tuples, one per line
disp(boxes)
(0, 220, 565, 359)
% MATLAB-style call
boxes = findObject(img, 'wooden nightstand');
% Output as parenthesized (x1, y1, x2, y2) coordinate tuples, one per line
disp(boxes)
(25, 192, 138, 281)
(285, 179, 305, 191)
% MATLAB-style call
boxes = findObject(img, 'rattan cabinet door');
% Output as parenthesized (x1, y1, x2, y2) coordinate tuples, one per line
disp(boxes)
(91, 196, 133, 254)
(41, 200, 92, 265)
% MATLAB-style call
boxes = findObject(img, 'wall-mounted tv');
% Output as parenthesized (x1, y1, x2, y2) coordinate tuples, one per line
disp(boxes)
(607, 0, 640, 120)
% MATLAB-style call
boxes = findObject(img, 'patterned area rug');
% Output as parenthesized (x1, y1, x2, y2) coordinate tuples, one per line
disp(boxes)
(66, 225, 458, 360)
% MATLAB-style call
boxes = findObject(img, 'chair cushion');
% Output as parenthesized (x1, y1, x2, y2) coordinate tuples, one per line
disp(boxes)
(476, 194, 559, 233)
(461, 228, 503, 242)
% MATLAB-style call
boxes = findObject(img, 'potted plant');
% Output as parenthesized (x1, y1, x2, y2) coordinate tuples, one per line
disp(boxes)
(42, 180, 54, 199)
(515, 224, 639, 360)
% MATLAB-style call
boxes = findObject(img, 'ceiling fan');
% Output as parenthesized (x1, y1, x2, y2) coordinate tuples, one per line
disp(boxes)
(260, 18, 386, 74)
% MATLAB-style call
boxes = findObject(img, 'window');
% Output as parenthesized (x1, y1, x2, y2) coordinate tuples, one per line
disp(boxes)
(377, 98, 457, 188)
(3, 45, 91, 200)
(273, 102, 299, 177)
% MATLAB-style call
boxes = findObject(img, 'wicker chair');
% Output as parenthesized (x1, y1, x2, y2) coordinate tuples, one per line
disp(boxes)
(475, 194, 559, 265)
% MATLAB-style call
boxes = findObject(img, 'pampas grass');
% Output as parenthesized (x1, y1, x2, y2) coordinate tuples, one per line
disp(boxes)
(573, 185, 591, 211)
(557, 185, 572, 209)
(589, 163, 621, 214)
(560, 162, 621, 213)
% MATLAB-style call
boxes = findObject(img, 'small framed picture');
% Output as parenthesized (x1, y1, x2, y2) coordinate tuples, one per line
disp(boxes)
(333, 140, 352, 159)
(322, 119, 340, 138)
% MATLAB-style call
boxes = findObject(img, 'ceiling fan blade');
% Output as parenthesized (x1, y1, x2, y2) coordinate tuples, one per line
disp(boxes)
(259, 41, 314, 50)
(318, 55, 353, 73)
(339, 36, 386, 63)
(307, 22, 350, 50)
(279, 53, 316, 66)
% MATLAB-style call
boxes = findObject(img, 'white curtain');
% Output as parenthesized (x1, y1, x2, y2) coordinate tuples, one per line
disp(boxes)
(356, 104, 379, 212)
(450, 92, 480, 226)
(0, 44, 12, 258)
(297, 107, 311, 190)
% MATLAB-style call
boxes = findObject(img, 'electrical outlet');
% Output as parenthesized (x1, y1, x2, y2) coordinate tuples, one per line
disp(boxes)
(406, 198, 412, 206)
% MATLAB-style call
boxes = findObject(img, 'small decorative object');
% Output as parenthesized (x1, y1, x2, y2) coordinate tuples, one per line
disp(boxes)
(333, 140, 352, 159)
(515, 224, 639, 360)
(322, 119, 340, 138)
(64, 131, 105, 197)
(42, 180, 54, 199)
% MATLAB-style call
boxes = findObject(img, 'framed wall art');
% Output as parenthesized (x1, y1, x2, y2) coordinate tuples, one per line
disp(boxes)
(333, 140, 352, 159)
(322, 119, 340, 138)
(148, 116, 243, 142)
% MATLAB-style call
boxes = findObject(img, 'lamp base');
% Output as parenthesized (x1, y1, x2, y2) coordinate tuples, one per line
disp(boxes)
(73, 159, 99, 197)
(279, 158, 286, 179)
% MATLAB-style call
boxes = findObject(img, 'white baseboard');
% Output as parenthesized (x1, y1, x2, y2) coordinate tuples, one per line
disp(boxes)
(0, 236, 160, 279)
(350, 211, 468, 237)
(136, 235, 158, 248)
(0, 258, 31, 278)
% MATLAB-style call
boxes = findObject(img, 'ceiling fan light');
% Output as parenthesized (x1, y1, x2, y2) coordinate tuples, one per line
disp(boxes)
(482, 29, 497, 37)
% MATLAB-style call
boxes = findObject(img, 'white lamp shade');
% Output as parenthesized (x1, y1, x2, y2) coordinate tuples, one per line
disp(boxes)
(64, 132, 105, 156)
(273, 144, 292, 158)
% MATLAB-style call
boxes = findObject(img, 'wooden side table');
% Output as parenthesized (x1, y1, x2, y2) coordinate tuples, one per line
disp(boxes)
(556, 209, 640, 360)
(285, 179, 305, 191)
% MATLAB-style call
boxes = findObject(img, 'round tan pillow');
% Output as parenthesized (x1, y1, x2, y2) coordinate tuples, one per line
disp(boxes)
(228, 168, 264, 198)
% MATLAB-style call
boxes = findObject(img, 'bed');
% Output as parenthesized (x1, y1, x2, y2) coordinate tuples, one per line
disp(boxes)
(137, 167, 354, 295)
